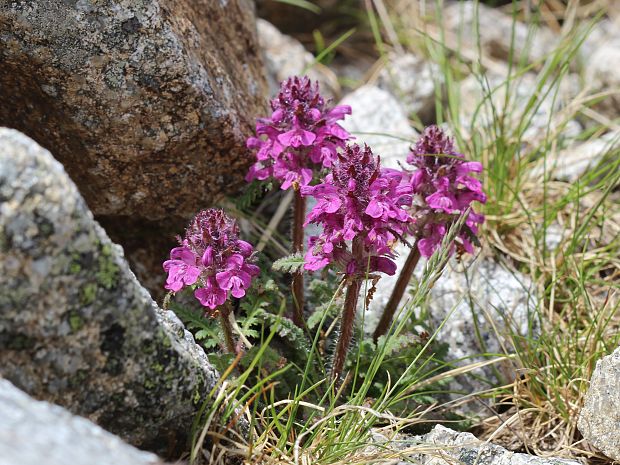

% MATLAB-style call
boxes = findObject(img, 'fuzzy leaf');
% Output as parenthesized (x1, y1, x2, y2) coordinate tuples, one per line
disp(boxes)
(272, 253, 306, 273)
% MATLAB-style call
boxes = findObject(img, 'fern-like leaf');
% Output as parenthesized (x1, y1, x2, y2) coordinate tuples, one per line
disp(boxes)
(272, 253, 306, 273)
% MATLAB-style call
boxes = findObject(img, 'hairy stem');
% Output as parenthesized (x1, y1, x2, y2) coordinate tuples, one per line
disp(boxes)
(331, 277, 362, 382)
(372, 246, 421, 342)
(218, 304, 237, 354)
(292, 190, 306, 328)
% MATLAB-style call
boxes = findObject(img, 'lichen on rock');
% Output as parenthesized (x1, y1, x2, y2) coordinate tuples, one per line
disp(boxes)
(0, 128, 221, 457)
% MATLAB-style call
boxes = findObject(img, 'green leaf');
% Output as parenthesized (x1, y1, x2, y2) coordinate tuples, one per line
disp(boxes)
(272, 253, 306, 274)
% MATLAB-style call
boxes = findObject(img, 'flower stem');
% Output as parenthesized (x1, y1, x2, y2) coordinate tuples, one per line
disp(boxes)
(292, 190, 306, 328)
(218, 304, 237, 354)
(331, 277, 362, 382)
(372, 246, 421, 342)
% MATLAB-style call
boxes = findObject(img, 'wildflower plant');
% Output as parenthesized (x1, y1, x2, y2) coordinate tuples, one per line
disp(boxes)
(163, 208, 259, 353)
(246, 76, 352, 327)
(373, 126, 487, 341)
(302, 143, 413, 380)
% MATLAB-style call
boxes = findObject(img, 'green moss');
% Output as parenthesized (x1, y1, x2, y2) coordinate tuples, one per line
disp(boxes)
(97, 244, 119, 289)
(152, 362, 164, 373)
(80, 282, 97, 306)
(144, 379, 155, 390)
(69, 313, 83, 332)
(193, 387, 201, 405)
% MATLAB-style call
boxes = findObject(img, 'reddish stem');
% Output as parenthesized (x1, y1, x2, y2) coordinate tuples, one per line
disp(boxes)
(218, 303, 238, 354)
(331, 238, 364, 382)
(331, 277, 362, 382)
(372, 246, 421, 342)
(292, 190, 306, 328)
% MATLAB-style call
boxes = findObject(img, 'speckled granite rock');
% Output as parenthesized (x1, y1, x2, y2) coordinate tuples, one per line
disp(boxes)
(0, 128, 220, 457)
(367, 255, 537, 414)
(578, 346, 620, 460)
(0, 379, 162, 465)
(0, 0, 267, 220)
(398, 425, 579, 465)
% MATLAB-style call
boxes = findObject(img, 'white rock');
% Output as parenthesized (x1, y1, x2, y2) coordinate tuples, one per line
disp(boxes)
(578, 346, 620, 460)
(585, 37, 620, 119)
(0, 379, 160, 465)
(256, 19, 337, 97)
(530, 131, 620, 182)
(377, 53, 438, 123)
(444, 2, 558, 65)
(339, 85, 418, 169)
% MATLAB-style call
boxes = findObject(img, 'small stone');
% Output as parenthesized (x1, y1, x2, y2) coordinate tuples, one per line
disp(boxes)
(400, 425, 580, 465)
(376, 53, 437, 123)
(529, 131, 620, 182)
(578, 346, 620, 461)
(257, 19, 338, 98)
(585, 37, 620, 119)
(0, 379, 162, 465)
(0, 128, 223, 457)
(444, 2, 558, 65)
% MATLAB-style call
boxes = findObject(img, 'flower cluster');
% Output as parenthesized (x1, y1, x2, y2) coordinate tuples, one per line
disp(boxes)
(302, 144, 412, 276)
(406, 126, 486, 257)
(246, 76, 352, 190)
(163, 209, 259, 310)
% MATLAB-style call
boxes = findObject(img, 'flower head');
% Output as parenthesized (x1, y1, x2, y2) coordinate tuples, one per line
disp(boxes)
(246, 76, 352, 190)
(407, 125, 486, 257)
(302, 144, 412, 276)
(163, 209, 259, 310)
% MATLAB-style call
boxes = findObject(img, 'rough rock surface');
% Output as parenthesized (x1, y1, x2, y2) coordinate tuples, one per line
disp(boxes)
(376, 53, 437, 123)
(0, 0, 267, 220)
(530, 131, 620, 182)
(0, 128, 220, 457)
(257, 19, 338, 98)
(585, 37, 620, 119)
(578, 346, 620, 461)
(367, 255, 537, 413)
(400, 425, 579, 465)
(444, 2, 558, 65)
(0, 379, 162, 465)
(339, 85, 418, 168)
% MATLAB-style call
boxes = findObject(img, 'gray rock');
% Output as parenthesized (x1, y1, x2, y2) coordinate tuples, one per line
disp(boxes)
(257, 19, 338, 98)
(0, 128, 221, 456)
(0, 379, 162, 465)
(367, 255, 537, 413)
(529, 131, 620, 182)
(585, 37, 620, 119)
(458, 69, 581, 143)
(377, 53, 438, 123)
(0, 0, 267, 220)
(398, 425, 579, 465)
(578, 346, 620, 460)
(444, 2, 558, 65)
(339, 85, 418, 169)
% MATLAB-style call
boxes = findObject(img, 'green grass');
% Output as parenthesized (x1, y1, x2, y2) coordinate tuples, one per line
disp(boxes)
(180, 1, 620, 463)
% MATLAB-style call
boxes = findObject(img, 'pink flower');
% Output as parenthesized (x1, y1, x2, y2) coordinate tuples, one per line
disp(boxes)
(246, 76, 352, 190)
(406, 126, 486, 257)
(163, 209, 260, 311)
(302, 144, 412, 276)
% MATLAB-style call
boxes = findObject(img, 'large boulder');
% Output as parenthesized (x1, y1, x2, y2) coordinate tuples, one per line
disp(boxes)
(0, 379, 162, 465)
(578, 346, 620, 461)
(0, 1, 268, 293)
(0, 128, 221, 457)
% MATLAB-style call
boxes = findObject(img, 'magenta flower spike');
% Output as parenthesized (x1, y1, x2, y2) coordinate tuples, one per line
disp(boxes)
(373, 125, 486, 342)
(302, 144, 412, 277)
(407, 125, 486, 257)
(246, 76, 352, 190)
(301, 143, 413, 381)
(163, 209, 259, 311)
